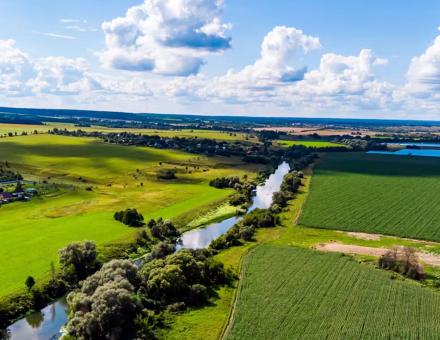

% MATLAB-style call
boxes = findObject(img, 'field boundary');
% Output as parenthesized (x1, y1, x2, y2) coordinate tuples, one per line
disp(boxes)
(293, 165, 314, 225)
(219, 245, 259, 340)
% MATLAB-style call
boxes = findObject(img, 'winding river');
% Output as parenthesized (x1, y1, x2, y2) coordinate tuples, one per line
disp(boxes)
(6, 162, 290, 340)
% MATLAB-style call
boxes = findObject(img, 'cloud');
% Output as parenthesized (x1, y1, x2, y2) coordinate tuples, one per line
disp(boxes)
(407, 30, 440, 93)
(302, 49, 388, 96)
(211, 26, 321, 87)
(27, 57, 102, 95)
(65, 25, 88, 33)
(60, 18, 96, 33)
(0, 39, 34, 96)
(160, 31, 395, 115)
(61, 19, 87, 24)
(100, 0, 231, 76)
(36, 32, 77, 40)
(0, 40, 107, 98)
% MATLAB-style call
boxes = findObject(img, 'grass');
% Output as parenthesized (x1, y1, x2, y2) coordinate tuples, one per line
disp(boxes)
(0, 123, 256, 142)
(227, 245, 440, 340)
(185, 203, 238, 230)
(158, 286, 236, 340)
(299, 152, 440, 242)
(277, 140, 348, 148)
(0, 134, 260, 298)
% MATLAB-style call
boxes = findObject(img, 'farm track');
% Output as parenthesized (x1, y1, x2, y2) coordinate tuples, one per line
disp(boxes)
(315, 242, 440, 267)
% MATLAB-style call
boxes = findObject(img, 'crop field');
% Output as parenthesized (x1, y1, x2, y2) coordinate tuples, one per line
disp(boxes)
(0, 134, 259, 298)
(299, 152, 440, 241)
(227, 245, 440, 339)
(277, 139, 347, 148)
(0, 123, 255, 142)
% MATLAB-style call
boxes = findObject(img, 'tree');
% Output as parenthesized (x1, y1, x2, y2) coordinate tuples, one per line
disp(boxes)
(66, 261, 139, 339)
(114, 208, 144, 227)
(14, 181, 23, 193)
(149, 219, 181, 241)
(25, 276, 35, 291)
(59, 241, 99, 281)
(149, 242, 176, 260)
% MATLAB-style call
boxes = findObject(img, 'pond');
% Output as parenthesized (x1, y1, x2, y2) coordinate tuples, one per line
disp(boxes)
(368, 150, 440, 158)
(398, 142, 440, 148)
(5, 162, 290, 339)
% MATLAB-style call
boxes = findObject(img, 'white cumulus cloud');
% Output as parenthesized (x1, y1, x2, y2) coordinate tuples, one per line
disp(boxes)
(217, 26, 321, 87)
(27, 57, 102, 95)
(407, 30, 440, 94)
(0, 39, 35, 96)
(100, 0, 232, 76)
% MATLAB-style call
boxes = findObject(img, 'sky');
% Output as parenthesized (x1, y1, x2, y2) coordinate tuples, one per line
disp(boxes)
(1, 0, 440, 119)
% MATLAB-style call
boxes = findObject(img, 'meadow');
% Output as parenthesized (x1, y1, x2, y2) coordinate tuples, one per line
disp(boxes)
(0, 123, 256, 142)
(299, 152, 440, 241)
(226, 245, 440, 339)
(277, 139, 347, 148)
(0, 134, 259, 298)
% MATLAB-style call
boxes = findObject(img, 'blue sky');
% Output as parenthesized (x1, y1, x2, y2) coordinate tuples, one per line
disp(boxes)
(1, 0, 440, 119)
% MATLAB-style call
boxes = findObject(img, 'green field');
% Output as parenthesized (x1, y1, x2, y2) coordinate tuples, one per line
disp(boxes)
(227, 245, 440, 339)
(0, 134, 259, 298)
(299, 152, 440, 241)
(0, 123, 255, 142)
(277, 139, 347, 148)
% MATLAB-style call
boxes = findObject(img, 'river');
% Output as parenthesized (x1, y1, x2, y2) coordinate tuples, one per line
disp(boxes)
(178, 161, 290, 249)
(5, 162, 290, 340)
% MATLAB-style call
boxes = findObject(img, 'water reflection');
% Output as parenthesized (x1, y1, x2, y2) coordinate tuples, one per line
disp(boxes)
(25, 312, 44, 329)
(6, 297, 67, 340)
(249, 162, 290, 211)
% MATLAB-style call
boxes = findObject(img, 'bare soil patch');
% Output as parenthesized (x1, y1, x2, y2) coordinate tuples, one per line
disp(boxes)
(315, 242, 440, 267)
(346, 232, 381, 241)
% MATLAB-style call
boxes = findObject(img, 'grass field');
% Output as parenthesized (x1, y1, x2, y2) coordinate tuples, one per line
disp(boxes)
(0, 134, 260, 298)
(277, 140, 347, 148)
(0, 123, 256, 142)
(299, 152, 440, 241)
(227, 245, 440, 340)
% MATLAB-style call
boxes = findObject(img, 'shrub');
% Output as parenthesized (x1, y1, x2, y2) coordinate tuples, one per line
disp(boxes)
(157, 169, 176, 180)
(149, 242, 176, 260)
(209, 176, 241, 189)
(189, 284, 209, 305)
(229, 193, 247, 206)
(25, 276, 35, 291)
(149, 219, 181, 241)
(114, 208, 144, 227)
(378, 247, 426, 280)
